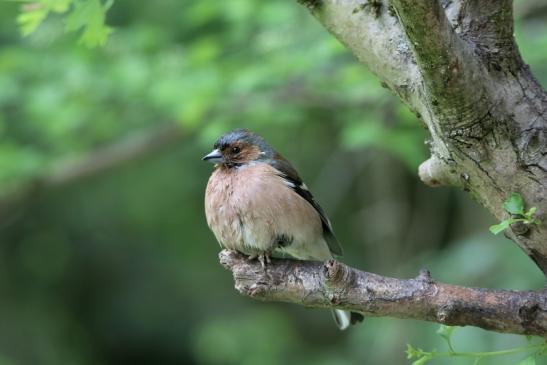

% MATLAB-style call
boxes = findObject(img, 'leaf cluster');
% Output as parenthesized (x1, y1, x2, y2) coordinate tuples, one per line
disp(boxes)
(17, 0, 112, 47)
(489, 193, 539, 235)
(407, 326, 546, 365)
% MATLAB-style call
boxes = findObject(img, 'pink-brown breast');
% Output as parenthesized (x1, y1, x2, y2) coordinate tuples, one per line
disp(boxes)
(204, 162, 332, 260)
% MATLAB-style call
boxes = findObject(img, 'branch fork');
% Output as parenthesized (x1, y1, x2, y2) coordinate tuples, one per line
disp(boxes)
(298, 0, 547, 273)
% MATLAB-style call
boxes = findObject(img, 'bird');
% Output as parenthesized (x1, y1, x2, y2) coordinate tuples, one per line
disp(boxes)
(203, 128, 364, 330)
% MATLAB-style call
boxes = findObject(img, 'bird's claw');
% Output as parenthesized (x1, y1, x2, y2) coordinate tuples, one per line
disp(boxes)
(247, 252, 272, 270)
(258, 252, 271, 268)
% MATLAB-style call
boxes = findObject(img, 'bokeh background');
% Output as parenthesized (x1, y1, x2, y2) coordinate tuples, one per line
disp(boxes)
(0, 1, 546, 364)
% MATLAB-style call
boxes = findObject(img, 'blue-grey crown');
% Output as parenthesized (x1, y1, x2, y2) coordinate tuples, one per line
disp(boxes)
(214, 129, 274, 159)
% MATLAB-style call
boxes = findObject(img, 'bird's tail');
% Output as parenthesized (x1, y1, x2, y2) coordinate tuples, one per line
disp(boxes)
(332, 309, 364, 330)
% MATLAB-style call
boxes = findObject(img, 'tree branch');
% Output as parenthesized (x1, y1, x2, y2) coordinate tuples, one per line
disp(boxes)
(220, 250, 547, 337)
(42, 124, 185, 187)
(456, 0, 514, 41)
(389, 0, 489, 127)
(0, 124, 186, 225)
(450, 0, 521, 72)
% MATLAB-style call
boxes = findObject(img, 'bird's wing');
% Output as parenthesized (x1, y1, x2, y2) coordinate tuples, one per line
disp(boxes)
(269, 154, 343, 256)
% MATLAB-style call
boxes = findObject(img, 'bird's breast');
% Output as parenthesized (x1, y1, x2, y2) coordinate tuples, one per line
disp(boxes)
(204, 163, 327, 258)
(205, 167, 243, 251)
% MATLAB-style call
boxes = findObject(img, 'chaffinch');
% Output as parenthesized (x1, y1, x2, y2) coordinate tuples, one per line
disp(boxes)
(203, 128, 363, 330)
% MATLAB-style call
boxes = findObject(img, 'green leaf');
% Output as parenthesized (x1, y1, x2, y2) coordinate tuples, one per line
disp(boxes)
(65, 0, 113, 47)
(489, 220, 511, 235)
(16, 0, 73, 36)
(17, 4, 49, 36)
(49, 0, 73, 12)
(436, 325, 456, 352)
(525, 206, 537, 220)
(516, 356, 536, 365)
(411, 356, 432, 365)
(406, 344, 418, 359)
(436, 325, 455, 340)
(16, 0, 113, 46)
(503, 193, 525, 215)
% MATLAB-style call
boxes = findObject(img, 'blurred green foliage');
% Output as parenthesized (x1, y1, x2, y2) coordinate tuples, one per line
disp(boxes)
(0, 1, 546, 365)
(0, 0, 426, 196)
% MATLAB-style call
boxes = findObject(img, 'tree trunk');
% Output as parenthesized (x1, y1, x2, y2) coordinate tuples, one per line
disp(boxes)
(295, 0, 547, 272)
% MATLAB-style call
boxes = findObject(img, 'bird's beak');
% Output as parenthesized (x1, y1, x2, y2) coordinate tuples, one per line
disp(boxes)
(202, 149, 224, 164)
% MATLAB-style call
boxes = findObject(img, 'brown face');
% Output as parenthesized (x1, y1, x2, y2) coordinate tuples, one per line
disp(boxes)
(219, 140, 261, 165)
(202, 139, 261, 166)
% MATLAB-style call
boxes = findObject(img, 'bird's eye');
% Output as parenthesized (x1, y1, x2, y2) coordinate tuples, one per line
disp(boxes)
(232, 146, 241, 154)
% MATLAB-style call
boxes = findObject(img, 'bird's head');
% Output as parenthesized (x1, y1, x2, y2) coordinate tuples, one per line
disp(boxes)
(202, 129, 274, 167)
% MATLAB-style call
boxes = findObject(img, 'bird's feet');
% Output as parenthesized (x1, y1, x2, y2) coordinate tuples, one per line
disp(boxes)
(247, 251, 272, 269)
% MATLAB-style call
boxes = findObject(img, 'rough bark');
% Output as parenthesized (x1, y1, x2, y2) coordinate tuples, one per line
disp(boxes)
(220, 0, 547, 334)
(221, 250, 547, 337)
(297, 0, 547, 273)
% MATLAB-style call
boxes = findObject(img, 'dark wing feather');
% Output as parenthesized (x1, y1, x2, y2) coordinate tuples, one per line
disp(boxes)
(269, 154, 343, 256)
